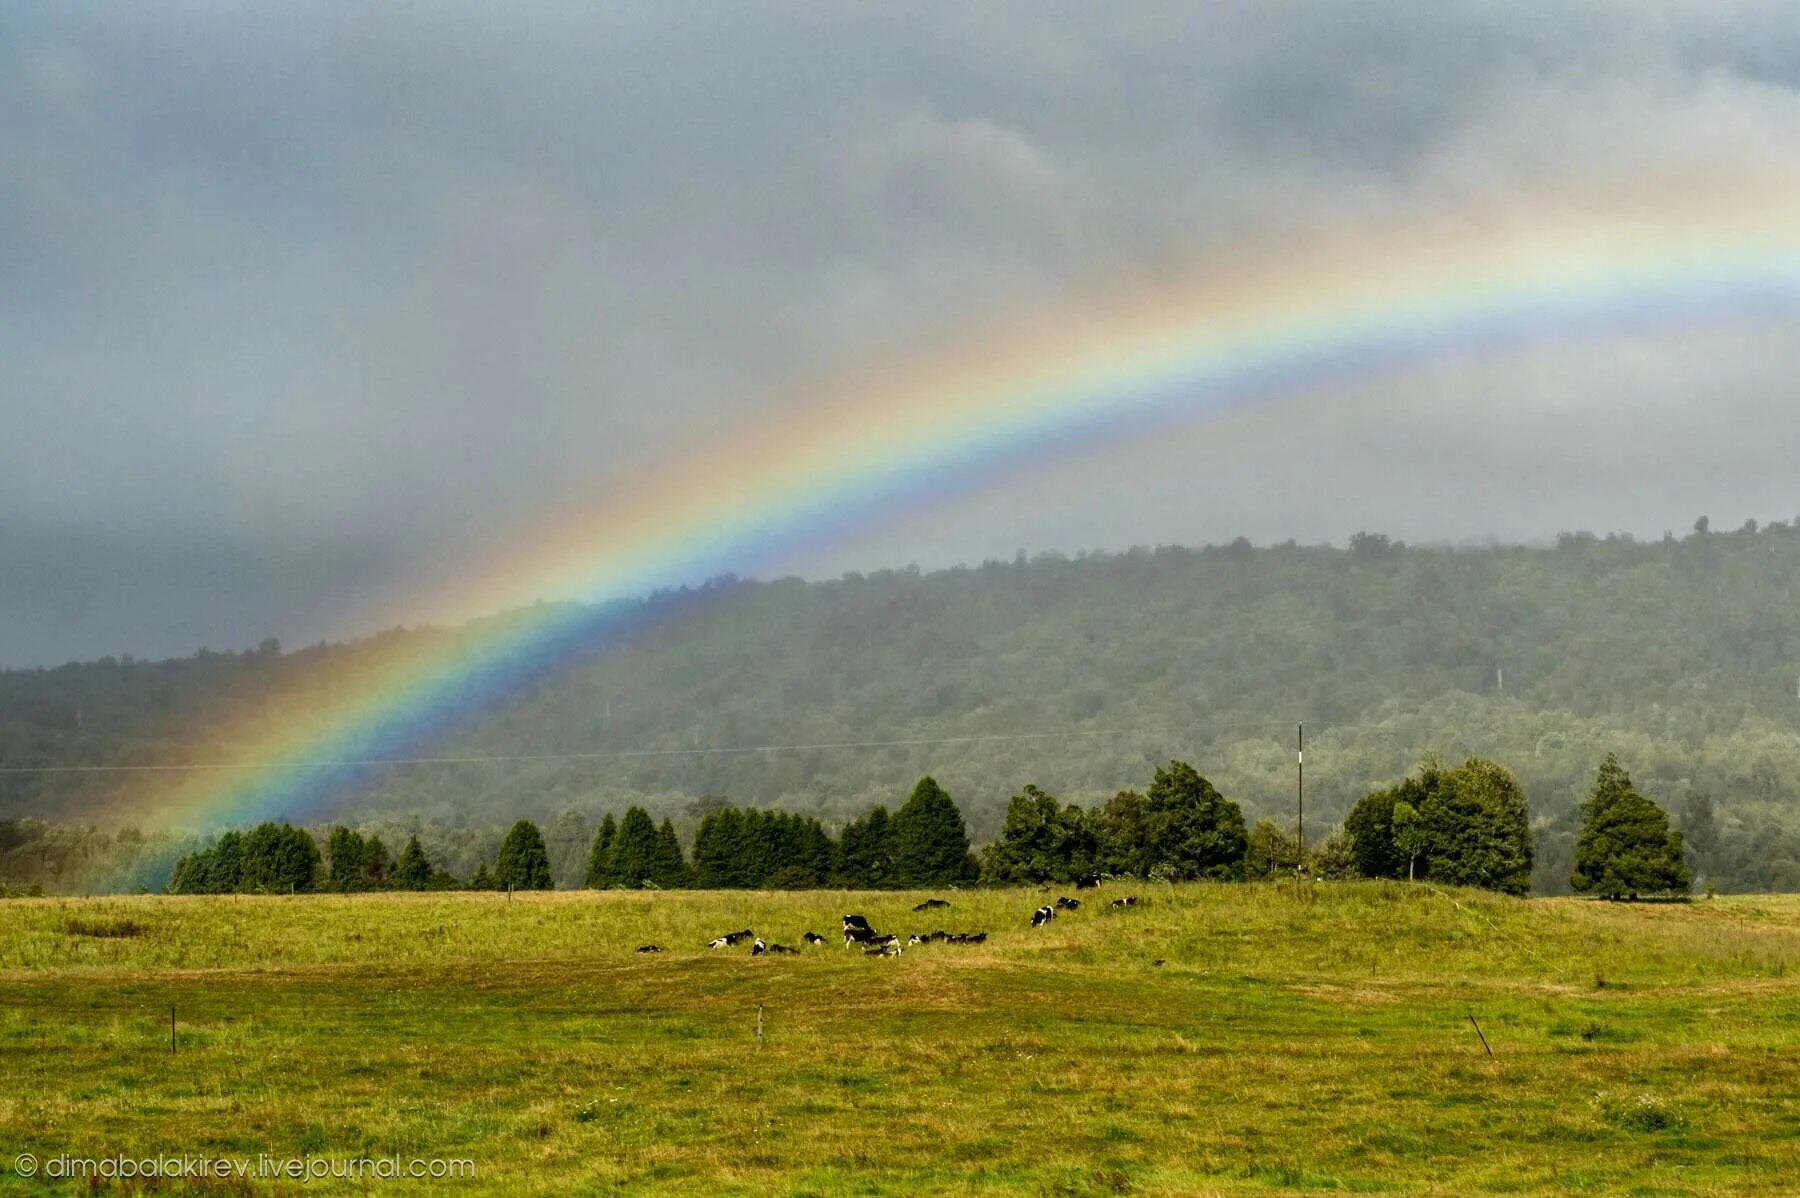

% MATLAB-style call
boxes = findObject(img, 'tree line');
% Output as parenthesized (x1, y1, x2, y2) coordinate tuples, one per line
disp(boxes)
(156, 754, 1688, 899)
(11, 519, 1800, 902)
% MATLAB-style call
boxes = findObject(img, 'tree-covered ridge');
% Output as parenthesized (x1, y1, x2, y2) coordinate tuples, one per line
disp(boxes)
(5, 521, 1800, 891)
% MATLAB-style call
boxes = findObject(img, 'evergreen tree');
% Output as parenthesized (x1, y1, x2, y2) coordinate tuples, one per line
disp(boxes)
(325, 826, 366, 891)
(492, 820, 553, 891)
(362, 835, 391, 888)
(610, 806, 660, 888)
(889, 776, 977, 886)
(691, 807, 748, 888)
(1572, 754, 1691, 900)
(650, 818, 687, 888)
(469, 863, 493, 891)
(836, 806, 892, 888)
(1095, 789, 1152, 878)
(1144, 760, 1246, 881)
(1419, 757, 1533, 895)
(238, 822, 320, 893)
(169, 829, 246, 894)
(983, 785, 1099, 883)
(393, 835, 434, 890)
(586, 813, 617, 888)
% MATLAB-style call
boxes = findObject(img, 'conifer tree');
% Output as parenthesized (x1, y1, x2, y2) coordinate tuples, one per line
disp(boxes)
(836, 805, 892, 887)
(393, 835, 434, 890)
(1144, 761, 1246, 881)
(1572, 754, 1690, 899)
(650, 818, 687, 888)
(586, 813, 617, 888)
(610, 806, 661, 888)
(890, 776, 978, 886)
(493, 820, 553, 891)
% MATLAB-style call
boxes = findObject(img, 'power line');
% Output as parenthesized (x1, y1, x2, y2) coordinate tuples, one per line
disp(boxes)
(0, 728, 1128, 776)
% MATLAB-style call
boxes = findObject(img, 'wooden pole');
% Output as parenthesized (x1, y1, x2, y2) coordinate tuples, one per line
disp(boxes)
(1296, 722, 1305, 867)
(1467, 1013, 1492, 1057)
(756, 1002, 764, 1048)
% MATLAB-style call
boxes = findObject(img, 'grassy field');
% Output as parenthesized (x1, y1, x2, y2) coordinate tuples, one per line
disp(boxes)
(2, 883, 1799, 1195)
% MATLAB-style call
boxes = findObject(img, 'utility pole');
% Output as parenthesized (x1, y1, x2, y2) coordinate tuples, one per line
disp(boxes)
(1296, 722, 1305, 867)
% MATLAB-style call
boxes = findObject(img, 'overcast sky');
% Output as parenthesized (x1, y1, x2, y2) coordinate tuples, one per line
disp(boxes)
(6, 2, 1800, 667)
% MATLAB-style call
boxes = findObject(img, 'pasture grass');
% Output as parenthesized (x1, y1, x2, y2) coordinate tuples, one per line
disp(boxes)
(2, 882, 1798, 1194)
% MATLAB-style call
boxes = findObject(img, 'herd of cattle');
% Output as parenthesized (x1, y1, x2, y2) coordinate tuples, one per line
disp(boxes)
(632, 888, 1143, 956)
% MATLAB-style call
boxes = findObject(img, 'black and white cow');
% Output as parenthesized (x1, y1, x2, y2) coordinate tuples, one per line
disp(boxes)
(911, 898, 951, 912)
(751, 938, 768, 956)
(1075, 873, 1102, 890)
(636, 944, 663, 953)
(1054, 896, 1081, 911)
(802, 931, 826, 945)
(1031, 905, 1056, 927)
(709, 928, 755, 949)
(1110, 895, 1140, 908)
(842, 914, 880, 948)
(767, 942, 799, 954)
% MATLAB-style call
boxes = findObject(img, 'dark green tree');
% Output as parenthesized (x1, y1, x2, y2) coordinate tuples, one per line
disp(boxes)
(1419, 757, 1533, 895)
(493, 820, 553, 891)
(1572, 754, 1691, 899)
(610, 806, 661, 888)
(836, 805, 892, 888)
(691, 807, 748, 888)
(238, 822, 320, 893)
(362, 835, 391, 888)
(586, 813, 617, 888)
(1345, 760, 1445, 880)
(1144, 761, 1246, 880)
(982, 785, 1100, 883)
(392, 835, 434, 890)
(1095, 789, 1152, 878)
(889, 776, 978, 886)
(325, 826, 366, 891)
(650, 818, 688, 888)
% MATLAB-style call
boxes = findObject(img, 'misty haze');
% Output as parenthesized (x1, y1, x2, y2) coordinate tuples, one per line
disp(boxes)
(5, 4, 1800, 1195)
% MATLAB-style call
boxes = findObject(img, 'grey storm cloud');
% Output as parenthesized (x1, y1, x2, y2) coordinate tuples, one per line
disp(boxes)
(5, 2, 1800, 665)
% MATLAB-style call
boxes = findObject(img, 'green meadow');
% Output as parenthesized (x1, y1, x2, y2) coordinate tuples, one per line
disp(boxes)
(2, 883, 1798, 1195)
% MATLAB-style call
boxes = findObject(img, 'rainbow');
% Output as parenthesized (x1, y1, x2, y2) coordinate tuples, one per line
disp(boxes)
(147, 189, 1800, 828)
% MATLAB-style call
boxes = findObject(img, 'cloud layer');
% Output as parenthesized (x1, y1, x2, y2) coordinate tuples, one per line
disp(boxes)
(6, 2, 1800, 664)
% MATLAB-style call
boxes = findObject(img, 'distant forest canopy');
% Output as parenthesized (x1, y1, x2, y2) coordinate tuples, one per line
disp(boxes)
(4, 517, 1800, 894)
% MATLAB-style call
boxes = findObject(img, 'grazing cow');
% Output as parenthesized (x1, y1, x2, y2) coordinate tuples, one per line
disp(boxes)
(1110, 896, 1139, 908)
(767, 943, 799, 954)
(843, 914, 883, 948)
(1075, 873, 1101, 890)
(864, 944, 903, 957)
(1054, 896, 1081, 911)
(964, 932, 987, 944)
(802, 931, 826, 945)
(752, 938, 768, 956)
(1031, 905, 1056, 927)
(912, 898, 951, 912)
(636, 944, 663, 953)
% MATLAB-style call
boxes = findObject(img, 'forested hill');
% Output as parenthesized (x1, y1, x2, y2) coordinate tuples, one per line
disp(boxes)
(6, 520, 1800, 891)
